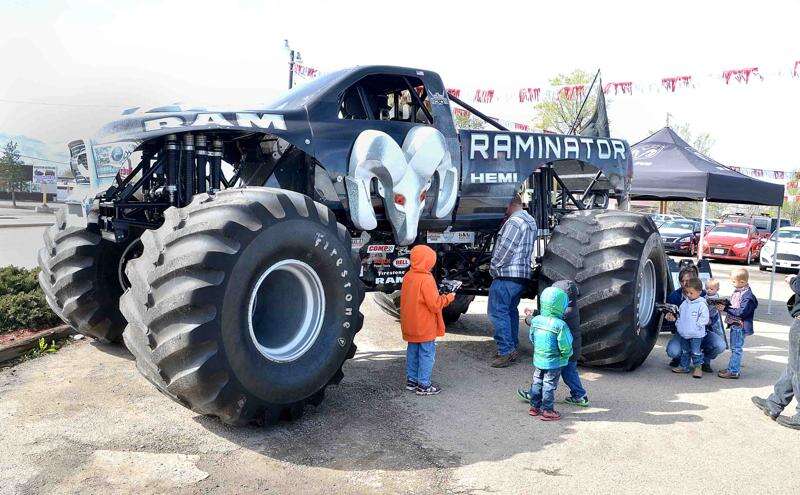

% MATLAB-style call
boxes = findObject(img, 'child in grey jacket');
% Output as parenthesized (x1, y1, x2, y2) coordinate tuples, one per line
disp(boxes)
(672, 278, 710, 378)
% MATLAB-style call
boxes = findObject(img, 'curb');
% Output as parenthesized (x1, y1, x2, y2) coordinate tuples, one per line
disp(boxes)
(0, 325, 74, 364)
(0, 222, 54, 229)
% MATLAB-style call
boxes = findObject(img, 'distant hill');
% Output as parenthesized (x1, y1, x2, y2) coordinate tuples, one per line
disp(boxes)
(0, 133, 70, 174)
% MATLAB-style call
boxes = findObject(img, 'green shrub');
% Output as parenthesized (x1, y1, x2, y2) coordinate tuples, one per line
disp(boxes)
(0, 265, 41, 296)
(0, 266, 61, 333)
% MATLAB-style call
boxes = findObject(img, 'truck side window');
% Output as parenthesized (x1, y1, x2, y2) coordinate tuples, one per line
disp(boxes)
(338, 74, 432, 124)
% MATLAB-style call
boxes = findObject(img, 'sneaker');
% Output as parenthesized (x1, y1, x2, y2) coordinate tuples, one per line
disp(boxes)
(517, 387, 532, 403)
(776, 415, 800, 430)
(405, 379, 418, 391)
(564, 396, 590, 407)
(669, 357, 681, 368)
(701, 363, 714, 373)
(692, 366, 703, 379)
(415, 384, 441, 396)
(529, 407, 541, 417)
(491, 353, 514, 368)
(671, 367, 691, 374)
(540, 409, 562, 421)
(751, 396, 779, 420)
(718, 369, 740, 379)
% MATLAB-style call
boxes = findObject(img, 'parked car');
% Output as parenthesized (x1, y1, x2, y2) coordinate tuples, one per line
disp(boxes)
(720, 214, 781, 239)
(658, 219, 701, 255)
(701, 222, 763, 264)
(649, 213, 685, 226)
(759, 227, 800, 272)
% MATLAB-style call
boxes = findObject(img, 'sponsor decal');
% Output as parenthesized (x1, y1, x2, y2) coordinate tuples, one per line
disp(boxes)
(632, 144, 664, 161)
(366, 244, 395, 253)
(393, 257, 411, 269)
(143, 112, 286, 132)
(427, 231, 476, 244)
(469, 172, 518, 184)
(468, 132, 626, 162)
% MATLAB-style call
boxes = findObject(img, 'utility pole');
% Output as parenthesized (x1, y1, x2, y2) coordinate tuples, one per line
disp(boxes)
(284, 39, 302, 90)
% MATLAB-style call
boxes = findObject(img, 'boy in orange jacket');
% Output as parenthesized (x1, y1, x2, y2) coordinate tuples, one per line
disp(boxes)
(400, 245, 456, 395)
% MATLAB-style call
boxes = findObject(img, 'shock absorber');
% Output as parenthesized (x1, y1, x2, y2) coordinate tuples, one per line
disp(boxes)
(183, 133, 195, 204)
(195, 134, 207, 194)
(165, 135, 179, 205)
(210, 138, 223, 191)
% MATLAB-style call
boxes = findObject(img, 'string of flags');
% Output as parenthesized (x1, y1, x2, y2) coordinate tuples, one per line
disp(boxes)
(291, 60, 800, 105)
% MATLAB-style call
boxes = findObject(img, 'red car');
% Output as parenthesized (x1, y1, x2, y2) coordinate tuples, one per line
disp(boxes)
(701, 222, 763, 264)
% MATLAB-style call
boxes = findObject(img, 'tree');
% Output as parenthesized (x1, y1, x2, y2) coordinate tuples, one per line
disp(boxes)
(453, 112, 485, 130)
(534, 69, 599, 134)
(0, 141, 28, 208)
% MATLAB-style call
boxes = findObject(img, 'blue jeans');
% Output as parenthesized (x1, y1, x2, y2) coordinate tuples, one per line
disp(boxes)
(488, 279, 526, 356)
(667, 332, 725, 365)
(767, 321, 800, 418)
(530, 367, 561, 411)
(561, 360, 587, 400)
(407, 341, 436, 387)
(727, 326, 746, 374)
(679, 337, 703, 369)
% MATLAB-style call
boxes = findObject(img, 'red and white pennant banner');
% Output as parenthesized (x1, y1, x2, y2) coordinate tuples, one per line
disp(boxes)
(729, 166, 787, 181)
(294, 59, 799, 105)
(292, 63, 319, 78)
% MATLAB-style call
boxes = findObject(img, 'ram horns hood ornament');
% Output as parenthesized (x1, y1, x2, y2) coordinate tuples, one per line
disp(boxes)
(345, 126, 458, 245)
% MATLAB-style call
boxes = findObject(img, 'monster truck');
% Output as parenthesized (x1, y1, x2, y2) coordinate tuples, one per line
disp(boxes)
(38, 65, 667, 424)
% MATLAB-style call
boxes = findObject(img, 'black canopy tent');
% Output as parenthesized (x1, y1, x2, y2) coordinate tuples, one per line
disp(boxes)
(630, 127, 784, 206)
(629, 127, 786, 312)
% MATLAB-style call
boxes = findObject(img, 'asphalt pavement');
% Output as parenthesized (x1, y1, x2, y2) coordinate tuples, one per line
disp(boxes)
(0, 212, 798, 494)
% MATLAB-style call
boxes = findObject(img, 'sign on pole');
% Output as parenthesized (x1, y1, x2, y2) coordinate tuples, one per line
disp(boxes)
(32, 166, 57, 184)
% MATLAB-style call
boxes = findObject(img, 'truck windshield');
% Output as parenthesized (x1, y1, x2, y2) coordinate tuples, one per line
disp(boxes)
(268, 69, 350, 110)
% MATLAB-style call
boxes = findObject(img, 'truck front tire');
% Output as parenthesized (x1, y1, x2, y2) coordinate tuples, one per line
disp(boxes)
(542, 210, 668, 371)
(37, 208, 126, 343)
(121, 188, 364, 424)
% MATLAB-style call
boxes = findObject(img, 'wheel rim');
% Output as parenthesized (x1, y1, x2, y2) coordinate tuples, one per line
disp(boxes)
(248, 259, 326, 363)
(637, 258, 657, 328)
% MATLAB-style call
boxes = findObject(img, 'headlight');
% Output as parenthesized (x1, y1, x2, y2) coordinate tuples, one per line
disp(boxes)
(733, 242, 748, 248)
(92, 141, 138, 178)
(677, 235, 691, 242)
(761, 242, 773, 255)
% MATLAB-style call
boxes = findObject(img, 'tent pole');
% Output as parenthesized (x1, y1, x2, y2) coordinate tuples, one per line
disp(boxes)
(697, 198, 708, 261)
(767, 206, 782, 314)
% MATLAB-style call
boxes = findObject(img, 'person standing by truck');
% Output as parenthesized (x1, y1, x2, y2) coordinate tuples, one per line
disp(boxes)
(752, 274, 800, 429)
(488, 194, 537, 368)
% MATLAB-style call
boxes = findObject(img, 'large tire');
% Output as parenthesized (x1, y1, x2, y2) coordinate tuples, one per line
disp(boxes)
(541, 210, 668, 371)
(372, 291, 474, 324)
(37, 208, 126, 343)
(121, 188, 364, 425)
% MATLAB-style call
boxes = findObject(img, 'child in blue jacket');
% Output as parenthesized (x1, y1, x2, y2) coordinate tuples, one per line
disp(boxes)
(718, 268, 758, 379)
(525, 286, 573, 421)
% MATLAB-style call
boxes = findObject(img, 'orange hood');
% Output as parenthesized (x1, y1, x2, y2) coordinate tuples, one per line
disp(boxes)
(410, 245, 436, 273)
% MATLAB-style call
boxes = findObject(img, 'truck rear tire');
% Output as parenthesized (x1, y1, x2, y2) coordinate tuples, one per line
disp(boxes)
(541, 210, 668, 371)
(121, 188, 364, 425)
(37, 208, 126, 343)
(372, 291, 474, 324)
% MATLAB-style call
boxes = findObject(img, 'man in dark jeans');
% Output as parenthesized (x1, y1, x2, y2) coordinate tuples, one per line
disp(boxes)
(752, 274, 800, 429)
(488, 195, 537, 368)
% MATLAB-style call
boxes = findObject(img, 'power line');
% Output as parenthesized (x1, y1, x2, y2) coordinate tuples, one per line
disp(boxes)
(0, 98, 127, 109)
(17, 154, 69, 165)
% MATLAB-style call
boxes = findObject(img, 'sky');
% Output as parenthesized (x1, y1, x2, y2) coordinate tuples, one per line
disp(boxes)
(1, 0, 799, 171)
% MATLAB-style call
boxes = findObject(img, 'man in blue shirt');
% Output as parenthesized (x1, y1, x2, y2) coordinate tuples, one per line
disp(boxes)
(488, 195, 537, 368)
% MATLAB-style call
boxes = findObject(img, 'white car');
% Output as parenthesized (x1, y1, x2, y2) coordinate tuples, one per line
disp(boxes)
(760, 227, 800, 271)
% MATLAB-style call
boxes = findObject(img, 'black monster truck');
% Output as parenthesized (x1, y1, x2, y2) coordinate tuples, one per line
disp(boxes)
(38, 65, 667, 424)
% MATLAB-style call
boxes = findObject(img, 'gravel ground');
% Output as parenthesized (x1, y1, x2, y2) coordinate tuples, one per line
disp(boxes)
(1, 258, 797, 495)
